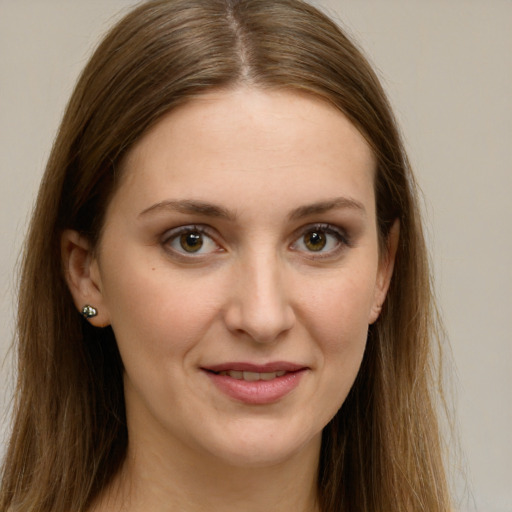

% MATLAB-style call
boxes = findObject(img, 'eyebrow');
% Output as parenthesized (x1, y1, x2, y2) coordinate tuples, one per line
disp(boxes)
(138, 196, 366, 221)
(289, 197, 366, 220)
(138, 199, 236, 220)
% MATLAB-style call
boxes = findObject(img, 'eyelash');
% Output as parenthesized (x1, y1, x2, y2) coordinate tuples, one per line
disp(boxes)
(161, 223, 350, 260)
(290, 223, 350, 259)
(161, 225, 222, 259)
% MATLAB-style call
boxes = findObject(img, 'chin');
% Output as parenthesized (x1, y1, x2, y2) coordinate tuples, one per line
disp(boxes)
(200, 422, 322, 470)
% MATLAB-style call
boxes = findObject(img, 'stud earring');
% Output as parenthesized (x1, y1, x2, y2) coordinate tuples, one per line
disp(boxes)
(81, 305, 98, 319)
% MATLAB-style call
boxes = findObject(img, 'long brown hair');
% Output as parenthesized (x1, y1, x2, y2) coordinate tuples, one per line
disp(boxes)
(0, 1, 451, 510)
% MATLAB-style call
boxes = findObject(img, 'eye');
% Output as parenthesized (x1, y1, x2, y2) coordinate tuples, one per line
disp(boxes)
(163, 225, 221, 256)
(303, 231, 328, 251)
(291, 224, 348, 257)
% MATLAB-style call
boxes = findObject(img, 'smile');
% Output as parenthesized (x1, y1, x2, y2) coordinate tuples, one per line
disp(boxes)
(202, 362, 307, 405)
(214, 370, 287, 381)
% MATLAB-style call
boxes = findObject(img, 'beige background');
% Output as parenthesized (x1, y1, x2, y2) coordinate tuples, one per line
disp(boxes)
(1, 1, 511, 511)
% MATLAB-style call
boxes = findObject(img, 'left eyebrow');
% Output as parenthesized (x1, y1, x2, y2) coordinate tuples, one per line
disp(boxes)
(289, 197, 367, 220)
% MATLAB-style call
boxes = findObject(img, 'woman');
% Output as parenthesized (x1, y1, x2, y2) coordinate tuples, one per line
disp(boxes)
(0, 0, 451, 511)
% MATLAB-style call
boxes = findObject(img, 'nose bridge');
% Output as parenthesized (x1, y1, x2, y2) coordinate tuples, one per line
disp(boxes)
(225, 244, 295, 343)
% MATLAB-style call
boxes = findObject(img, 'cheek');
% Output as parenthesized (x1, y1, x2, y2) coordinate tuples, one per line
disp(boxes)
(100, 256, 223, 364)
(300, 271, 375, 397)
(302, 270, 376, 345)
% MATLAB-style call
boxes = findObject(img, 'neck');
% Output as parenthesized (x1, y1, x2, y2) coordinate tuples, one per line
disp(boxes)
(92, 430, 322, 512)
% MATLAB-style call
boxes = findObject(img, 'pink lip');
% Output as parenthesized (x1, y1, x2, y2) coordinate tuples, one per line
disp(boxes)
(204, 361, 305, 373)
(202, 362, 308, 405)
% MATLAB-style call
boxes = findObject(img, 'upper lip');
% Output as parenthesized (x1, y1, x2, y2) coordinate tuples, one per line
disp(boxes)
(203, 362, 307, 373)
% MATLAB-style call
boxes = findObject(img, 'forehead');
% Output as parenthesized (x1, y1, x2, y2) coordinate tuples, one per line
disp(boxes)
(113, 87, 376, 220)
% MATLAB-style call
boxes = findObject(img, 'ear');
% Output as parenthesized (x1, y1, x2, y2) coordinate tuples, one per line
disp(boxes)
(61, 229, 111, 327)
(369, 220, 400, 324)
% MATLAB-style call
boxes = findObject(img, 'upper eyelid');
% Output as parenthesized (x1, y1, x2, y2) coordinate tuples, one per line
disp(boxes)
(161, 224, 222, 256)
(291, 223, 349, 242)
(162, 224, 217, 240)
(160, 221, 347, 235)
(159, 222, 350, 256)
(289, 223, 351, 257)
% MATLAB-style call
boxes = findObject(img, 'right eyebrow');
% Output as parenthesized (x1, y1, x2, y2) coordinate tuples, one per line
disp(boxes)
(138, 199, 237, 221)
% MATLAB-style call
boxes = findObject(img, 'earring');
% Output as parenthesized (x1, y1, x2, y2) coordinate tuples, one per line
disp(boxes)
(81, 305, 98, 319)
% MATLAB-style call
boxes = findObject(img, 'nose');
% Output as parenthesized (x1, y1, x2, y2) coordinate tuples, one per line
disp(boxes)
(223, 251, 296, 344)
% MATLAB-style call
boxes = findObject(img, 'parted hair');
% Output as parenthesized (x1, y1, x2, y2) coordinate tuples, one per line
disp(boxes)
(0, 1, 451, 511)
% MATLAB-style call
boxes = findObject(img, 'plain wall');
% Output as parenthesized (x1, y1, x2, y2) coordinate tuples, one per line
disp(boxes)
(1, 1, 511, 511)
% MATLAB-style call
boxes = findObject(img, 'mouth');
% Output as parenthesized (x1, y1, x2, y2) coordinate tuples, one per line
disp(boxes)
(203, 361, 306, 379)
(201, 362, 307, 405)
(212, 369, 288, 381)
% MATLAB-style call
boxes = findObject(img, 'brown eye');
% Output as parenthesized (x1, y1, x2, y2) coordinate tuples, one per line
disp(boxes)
(291, 224, 348, 258)
(164, 225, 220, 257)
(180, 231, 203, 252)
(304, 231, 326, 251)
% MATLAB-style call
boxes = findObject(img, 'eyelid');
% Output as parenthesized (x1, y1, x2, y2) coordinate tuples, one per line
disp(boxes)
(159, 222, 351, 262)
(161, 224, 223, 258)
(290, 223, 351, 259)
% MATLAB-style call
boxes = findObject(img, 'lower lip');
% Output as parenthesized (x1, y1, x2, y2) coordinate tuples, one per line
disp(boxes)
(204, 370, 306, 405)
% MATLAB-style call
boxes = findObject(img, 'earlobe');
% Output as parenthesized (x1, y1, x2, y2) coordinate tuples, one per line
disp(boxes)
(369, 220, 400, 324)
(61, 229, 110, 327)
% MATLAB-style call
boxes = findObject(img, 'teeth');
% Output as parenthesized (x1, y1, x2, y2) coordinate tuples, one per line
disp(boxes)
(217, 370, 287, 381)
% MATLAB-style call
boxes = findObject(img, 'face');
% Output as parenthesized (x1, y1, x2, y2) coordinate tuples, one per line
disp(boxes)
(67, 88, 395, 469)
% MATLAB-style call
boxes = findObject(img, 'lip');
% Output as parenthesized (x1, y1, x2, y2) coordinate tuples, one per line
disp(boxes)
(204, 361, 305, 373)
(201, 361, 308, 405)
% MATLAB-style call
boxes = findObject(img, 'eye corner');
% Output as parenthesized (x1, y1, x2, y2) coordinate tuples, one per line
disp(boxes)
(160, 224, 225, 260)
(289, 222, 351, 260)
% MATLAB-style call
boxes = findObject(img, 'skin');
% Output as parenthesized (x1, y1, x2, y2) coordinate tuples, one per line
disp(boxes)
(63, 87, 398, 512)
